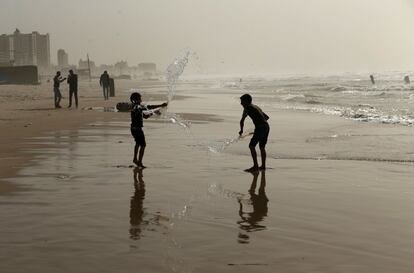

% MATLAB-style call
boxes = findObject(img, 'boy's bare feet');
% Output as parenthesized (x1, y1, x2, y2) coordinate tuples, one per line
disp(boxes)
(137, 162, 147, 169)
(244, 166, 259, 173)
(133, 159, 139, 166)
(259, 166, 266, 170)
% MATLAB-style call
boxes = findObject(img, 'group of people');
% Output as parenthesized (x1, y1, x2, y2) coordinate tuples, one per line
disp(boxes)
(53, 72, 270, 171)
(129, 92, 270, 172)
(53, 70, 78, 108)
(52, 70, 114, 108)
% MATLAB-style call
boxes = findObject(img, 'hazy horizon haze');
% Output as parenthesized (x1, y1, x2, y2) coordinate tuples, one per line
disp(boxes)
(1, 0, 414, 75)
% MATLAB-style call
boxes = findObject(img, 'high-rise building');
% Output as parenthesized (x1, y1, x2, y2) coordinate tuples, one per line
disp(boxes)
(57, 49, 69, 67)
(0, 29, 50, 71)
(0, 34, 12, 66)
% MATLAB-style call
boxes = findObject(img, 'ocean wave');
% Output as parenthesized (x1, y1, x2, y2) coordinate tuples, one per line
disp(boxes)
(331, 86, 348, 92)
(271, 155, 414, 163)
(305, 99, 322, 105)
(280, 94, 305, 101)
(282, 105, 414, 126)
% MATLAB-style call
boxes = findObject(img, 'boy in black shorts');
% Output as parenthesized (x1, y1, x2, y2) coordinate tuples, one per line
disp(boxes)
(130, 92, 168, 168)
(239, 94, 270, 172)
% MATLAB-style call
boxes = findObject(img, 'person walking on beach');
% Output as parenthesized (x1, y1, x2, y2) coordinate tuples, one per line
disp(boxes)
(130, 92, 168, 168)
(67, 70, 78, 108)
(53, 71, 66, 108)
(99, 71, 110, 100)
(239, 94, 270, 172)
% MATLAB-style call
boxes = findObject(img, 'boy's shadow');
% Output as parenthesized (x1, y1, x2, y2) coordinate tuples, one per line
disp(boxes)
(129, 167, 146, 240)
(237, 170, 269, 244)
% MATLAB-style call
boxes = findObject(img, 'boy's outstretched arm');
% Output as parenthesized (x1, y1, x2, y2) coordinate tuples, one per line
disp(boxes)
(147, 102, 168, 110)
(239, 112, 247, 136)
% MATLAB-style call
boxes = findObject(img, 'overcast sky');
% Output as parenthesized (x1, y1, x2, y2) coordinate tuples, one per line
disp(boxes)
(1, 0, 414, 74)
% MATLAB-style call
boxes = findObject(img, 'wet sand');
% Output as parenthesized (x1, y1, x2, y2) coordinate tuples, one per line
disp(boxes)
(0, 80, 166, 194)
(1, 79, 414, 272)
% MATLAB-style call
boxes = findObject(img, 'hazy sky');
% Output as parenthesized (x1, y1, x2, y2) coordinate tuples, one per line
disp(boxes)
(1, 0, 414, 74)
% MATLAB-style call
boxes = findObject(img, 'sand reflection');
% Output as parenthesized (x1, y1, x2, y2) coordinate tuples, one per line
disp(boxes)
(237, 170, 269, 244)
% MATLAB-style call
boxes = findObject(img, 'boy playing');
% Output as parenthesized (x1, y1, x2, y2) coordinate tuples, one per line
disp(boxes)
(239, 94, 270, 172)
(130, 92, 168, 168)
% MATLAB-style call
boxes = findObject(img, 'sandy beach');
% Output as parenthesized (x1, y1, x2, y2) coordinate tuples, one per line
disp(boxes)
(1, 77, 414, 272)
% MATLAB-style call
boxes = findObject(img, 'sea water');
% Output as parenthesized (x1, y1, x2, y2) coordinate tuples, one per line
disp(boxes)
(232, 72, 414, 126)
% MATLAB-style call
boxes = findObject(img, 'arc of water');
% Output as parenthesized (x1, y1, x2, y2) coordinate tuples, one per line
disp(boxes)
(166, 49, 190, 102)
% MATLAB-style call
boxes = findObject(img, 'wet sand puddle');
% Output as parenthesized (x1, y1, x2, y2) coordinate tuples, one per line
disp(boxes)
(2, 120, 414, 273)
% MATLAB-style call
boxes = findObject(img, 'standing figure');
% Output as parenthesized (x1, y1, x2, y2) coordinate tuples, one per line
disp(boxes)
(130, 92, 168, 168)
(67, 70, 78, 108)
(239, 94, 270, 172)
(99, 71, 110, 100)
(53, 71, 66, 108)
(370, 75, 375, 85)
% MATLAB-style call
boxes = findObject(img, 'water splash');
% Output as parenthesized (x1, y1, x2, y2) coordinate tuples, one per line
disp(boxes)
(161, 49, 195, 138)
(163, 112, 192, 131)
(166, 49, 190, 102)
(207, 131, 254, 154)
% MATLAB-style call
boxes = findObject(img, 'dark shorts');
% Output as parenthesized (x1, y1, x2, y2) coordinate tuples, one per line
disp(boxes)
(250, 123, 270, 147)
(131, 127, 146, 146)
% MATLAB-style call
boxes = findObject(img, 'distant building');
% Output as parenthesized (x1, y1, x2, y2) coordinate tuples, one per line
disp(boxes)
(78, 58, 95, 70)
(57, 49, 68, 67)
(0, 34, 13, 66)
(114, 60, 129, 75)
(0, 29, 50, 72)
(138, 63, 156, 73)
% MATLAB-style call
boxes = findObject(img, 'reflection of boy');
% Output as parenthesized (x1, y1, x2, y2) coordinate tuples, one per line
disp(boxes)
(239, 94, 270, 172)
(130, 92, 168, 168)
(237, 170, 268, 243)
(130, 167, 145, 240)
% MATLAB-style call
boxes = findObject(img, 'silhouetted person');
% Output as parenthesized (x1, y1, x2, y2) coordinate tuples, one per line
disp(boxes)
(109, 77, 115, 97)
(67, 70, 78, 108)
(130, 167, 146, 240)
(53, 71, 66, 108)
(239, 94, 270, 172)
(237, 170, 269, 244)
(370, 75, 375, 85)
(404, 75, 410, 84)
(99, 71, 110, 100)
(130, 92, 168, 168)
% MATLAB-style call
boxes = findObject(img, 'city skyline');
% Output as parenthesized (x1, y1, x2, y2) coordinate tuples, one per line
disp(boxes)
(1, 0, 414, 74)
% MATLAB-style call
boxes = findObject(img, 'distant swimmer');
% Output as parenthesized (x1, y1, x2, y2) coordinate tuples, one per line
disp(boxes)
(239, 94, 270, 172)
(130, 92, 168, 168)
(370, 75, 375, 85)
(53, 71, 66, 108)
(404, 76, 410, 84)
